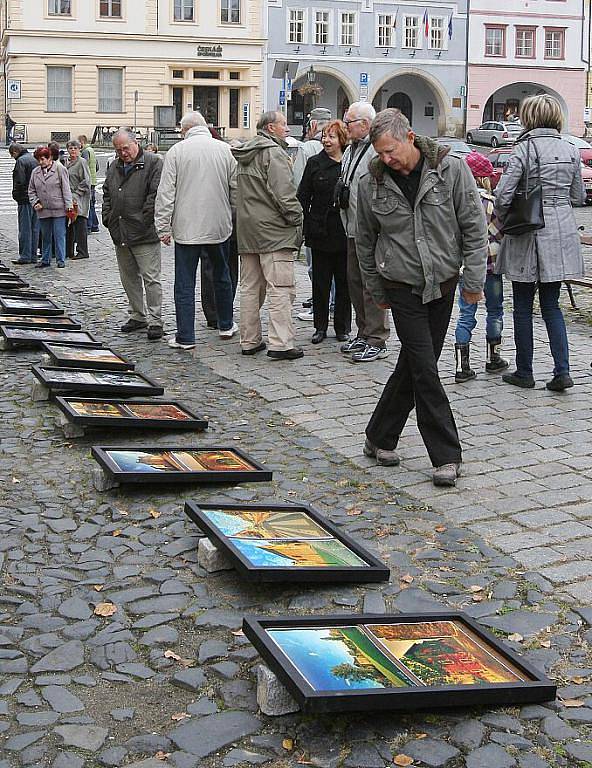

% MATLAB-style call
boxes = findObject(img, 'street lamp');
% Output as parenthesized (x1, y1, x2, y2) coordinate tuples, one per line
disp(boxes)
(301, 65, 317, 139)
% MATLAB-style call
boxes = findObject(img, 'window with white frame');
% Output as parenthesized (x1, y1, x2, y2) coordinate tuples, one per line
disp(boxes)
(430, 17, 445, 49)
(47, 66, 73, 112)
(98, 67, 123, 112)
(340, 11, 357, 46)
(288, 8, 305, 43)
(314, 10, 330, 45)
(485, 26, 505, 56)
(403, 15, 420, 48)
(377, 14, 394, 48)
(544, 28, 564, 59)
(221, 0, 240, 24)
(100, 0, 122, 17)
(48, 0, 71, 15)
(174, 0, 194, 22)
(515, 27, 536, 57)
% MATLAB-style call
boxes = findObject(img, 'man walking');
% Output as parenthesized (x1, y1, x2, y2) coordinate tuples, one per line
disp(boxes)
(102, 129, 164, 341)
(78, 135, 100, 233)
(155, 111, 237, 350)
(357, 109, 487, 487)
(233, 111, 303, 360)
(9, 143, 39, 264)
(339, 102, 390, 362)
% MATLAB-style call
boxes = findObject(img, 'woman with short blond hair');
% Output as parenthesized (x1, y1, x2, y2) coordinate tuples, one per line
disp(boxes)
(494, 93, 585, 392)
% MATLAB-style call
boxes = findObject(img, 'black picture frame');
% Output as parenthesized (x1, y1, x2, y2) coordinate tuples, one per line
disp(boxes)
(31, 364, 165, 397)
(0, 288, 47, 297)
(55, 397, 208, 431)
(242, 613, 557, 714)
(0, 279, 28, 289)
(0, 315, 81, 329)
(91, 445, 272, 485)
(1, 325, 101, 349)
(184, 502, 390, 583)
(42, 343, 135, 370)
(0, 296, 63, 316)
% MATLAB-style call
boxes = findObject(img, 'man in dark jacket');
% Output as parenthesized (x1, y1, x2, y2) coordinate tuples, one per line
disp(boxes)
(9, 143, 39, 264)
(102, 130, 163, 340)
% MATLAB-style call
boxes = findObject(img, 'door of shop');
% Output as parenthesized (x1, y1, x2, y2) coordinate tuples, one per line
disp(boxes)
(193, 86, 219, 126)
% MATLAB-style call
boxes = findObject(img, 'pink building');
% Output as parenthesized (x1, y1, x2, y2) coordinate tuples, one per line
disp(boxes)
(467, 0, 587, 137)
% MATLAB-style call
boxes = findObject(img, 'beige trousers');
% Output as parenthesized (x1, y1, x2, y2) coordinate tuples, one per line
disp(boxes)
(240, 249, 297, 352)
(115, 242, 162, 326)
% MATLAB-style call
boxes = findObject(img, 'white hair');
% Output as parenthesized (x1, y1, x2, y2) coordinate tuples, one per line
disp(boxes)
(347, 102, 376, 122)
(180, 111, 207, 130)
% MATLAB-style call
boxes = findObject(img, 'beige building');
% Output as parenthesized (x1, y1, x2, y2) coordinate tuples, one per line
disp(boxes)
(0, 0, 265, 144)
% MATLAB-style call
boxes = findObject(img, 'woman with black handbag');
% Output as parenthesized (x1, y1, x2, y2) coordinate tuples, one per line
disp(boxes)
(494, 94, 585, 391)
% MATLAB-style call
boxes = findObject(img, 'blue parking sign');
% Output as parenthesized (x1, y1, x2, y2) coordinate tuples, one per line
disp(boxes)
(279, 90, 286, 106)
(360, 73, 368, 85)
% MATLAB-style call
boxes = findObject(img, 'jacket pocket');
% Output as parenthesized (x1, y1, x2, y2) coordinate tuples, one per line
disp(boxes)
(423, 185, 452, 206)
(270, 251, 295, 289)
(371, 196, 399, 217)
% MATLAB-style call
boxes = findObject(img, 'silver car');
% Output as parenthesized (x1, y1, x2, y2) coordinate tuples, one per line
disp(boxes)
(466, 120, 523, 148)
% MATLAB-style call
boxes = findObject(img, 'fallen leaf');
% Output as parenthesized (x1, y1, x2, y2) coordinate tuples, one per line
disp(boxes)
(116, 509, 128, 516)
(394, 755, 414, 766)
(93, 584, 104, 592)
(539, 640, 551, 648)
(572, 676, 586, 684)
(400, 574, 414, 584)
(561, 698, 585, 708)
(435, 525, 447, 533)
(414, 733, 428, 739)
(231, 629, 244, 637)
(469, 585, 484, 593)
(112, 529, 122, 537)
(94, 602, 117, 617)
(508, 633, 524, 643)
(163, 649, 194, 666)
(346, 508, 363, 517)
(154, 752, 170, 761)
(149, 509, 161, 519)
(171, 712, 190, 721)
(472, 594, 484, 602)
(11, 477, 20, 484)
(282, 738, 294, 751)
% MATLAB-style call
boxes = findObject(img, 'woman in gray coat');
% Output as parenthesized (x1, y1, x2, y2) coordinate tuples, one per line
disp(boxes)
(494, 94, 585, 392)
(65, 139, 90, 260)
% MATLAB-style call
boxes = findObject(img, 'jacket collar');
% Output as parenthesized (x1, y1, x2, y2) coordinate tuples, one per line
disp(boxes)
(116, 147, 145, 172)
(258, 129, 288, 151)
(368, 135, 449, 180)
(316, 149, 341, 168)
(184, 125, 212, 139)
(516, 127, 561, 143)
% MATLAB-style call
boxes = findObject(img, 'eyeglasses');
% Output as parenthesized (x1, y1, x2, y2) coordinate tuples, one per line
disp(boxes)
(344, 118, 364, 126)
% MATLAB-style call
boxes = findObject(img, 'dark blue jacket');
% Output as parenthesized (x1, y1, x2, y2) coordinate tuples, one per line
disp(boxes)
(12, 150, 38, 204)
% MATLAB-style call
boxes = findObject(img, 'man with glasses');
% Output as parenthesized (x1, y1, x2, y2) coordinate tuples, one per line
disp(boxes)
(339, 102, 390, 362)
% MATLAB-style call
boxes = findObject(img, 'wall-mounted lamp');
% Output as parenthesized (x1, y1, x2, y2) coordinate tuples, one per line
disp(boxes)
(409, 50, 416, 57)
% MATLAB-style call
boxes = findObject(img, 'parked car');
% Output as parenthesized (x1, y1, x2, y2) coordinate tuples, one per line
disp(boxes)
(560, 134, 592, 167)
(435, 137, 472, 156)
(488, 148, 514, 189)
(466, 121, 523, 147)
(581, 162, 592, 204)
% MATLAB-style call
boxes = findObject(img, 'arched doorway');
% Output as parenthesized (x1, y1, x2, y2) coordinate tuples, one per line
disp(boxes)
(287, 71, 355, 136)
(387, 92, 413, 124)
(482, 82, 568, 126)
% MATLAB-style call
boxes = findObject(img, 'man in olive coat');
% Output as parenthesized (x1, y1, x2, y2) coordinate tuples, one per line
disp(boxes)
(233, 111, 303, 360)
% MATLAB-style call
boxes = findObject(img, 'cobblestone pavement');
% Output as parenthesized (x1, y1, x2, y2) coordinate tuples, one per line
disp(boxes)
(1, 155, 592, 766)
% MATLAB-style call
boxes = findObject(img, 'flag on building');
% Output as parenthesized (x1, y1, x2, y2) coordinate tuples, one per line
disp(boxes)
(393, 7, 399, 28)
(448, 14, 453, 40)
(423, 9, 429, 37)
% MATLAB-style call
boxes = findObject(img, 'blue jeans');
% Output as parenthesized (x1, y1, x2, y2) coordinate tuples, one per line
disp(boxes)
(455, 273, 504, 344)
(39, 216, 66, 266)
(87, 186, 99, 231)
(512, 281, 569, 378)
(17, 203, 40, 262)
(174, 242, 233, 344)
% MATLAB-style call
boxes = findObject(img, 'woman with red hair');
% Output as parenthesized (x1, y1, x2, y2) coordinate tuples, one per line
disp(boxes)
(28, 146, 73, 268)
(297, 119, 351, 344)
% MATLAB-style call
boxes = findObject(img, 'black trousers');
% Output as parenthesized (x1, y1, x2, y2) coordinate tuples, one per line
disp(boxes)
(311, 248, 351, 336)
(365, 282, 461, 467)
(66, 216, 88, 259)
(200, 238, 239, 327)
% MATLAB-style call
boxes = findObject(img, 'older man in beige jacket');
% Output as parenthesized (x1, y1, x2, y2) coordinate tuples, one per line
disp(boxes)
(155, 111, 237, 350)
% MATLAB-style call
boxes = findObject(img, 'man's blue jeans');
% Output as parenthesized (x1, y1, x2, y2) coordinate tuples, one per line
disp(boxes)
(87, 186, 99, 232)
(17, 203, 40, 263)
(39, 216, 66, 266)
(174, 242, 233, 344)
(512, 280, 569, 378)
(455, 273, 504, 344)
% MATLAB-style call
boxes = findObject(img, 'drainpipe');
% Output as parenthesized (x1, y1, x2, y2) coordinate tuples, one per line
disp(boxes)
(463, 0, 470, 137)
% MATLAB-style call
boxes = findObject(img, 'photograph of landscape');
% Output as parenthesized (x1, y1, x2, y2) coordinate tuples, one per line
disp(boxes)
(106, 448, 256, 474)
(68, 401, 193, 422)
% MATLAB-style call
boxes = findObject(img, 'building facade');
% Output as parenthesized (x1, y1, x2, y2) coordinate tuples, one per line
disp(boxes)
(467, 0, 588, 137)
(0, 0, 265, 144)
(266, 0, 469, 138)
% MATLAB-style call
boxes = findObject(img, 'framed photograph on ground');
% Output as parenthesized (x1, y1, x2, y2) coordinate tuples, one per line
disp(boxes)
(56, 397, 208, 431)
(0, 326, 100, 349)
(42, 343, 134, 370)
(184, 502, 389, 583)
(31, 365, 164, 397)
(0, 296, 63, 316)
(91, 445, 271, 485)
(0, 315, 81, 329)
(243, 613, 556, 713)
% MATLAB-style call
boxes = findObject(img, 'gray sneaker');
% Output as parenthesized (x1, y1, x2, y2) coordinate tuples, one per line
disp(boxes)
(363, 438, 400, 467)
(351, 345, 389, 363)
(340, 337, 366, 354)
(432, 463, 462, 487)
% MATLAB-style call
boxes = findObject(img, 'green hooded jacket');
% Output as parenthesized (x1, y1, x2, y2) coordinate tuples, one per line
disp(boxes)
(232, 131, 302, 253)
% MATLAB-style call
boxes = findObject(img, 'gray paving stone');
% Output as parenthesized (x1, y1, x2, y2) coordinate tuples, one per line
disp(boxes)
(41, 685, 85, 713)
(169, 711, 261, 758)
(52, 752, 85, 768)
(480, 611, 557, 637)
(223, 748, 270, 766)
(171, 669, 206, 692)
(465, 744, 516, 768)
(450, 719, 486, 749)
(54, 725, 109, 751)
(30, 640, 85, 673)
(403, 739, 460, 767)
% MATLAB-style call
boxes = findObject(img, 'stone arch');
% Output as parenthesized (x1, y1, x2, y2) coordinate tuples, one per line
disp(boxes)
(481, 81, 569, 127)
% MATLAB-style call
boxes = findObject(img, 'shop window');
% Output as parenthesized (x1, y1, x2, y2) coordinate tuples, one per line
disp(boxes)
(47, 66, 73, 112)
(230, 88, 239, 128)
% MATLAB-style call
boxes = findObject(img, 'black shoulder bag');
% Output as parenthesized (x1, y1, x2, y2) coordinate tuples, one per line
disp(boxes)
(334, 142, 371, 210)
(502, 137, 545, 236)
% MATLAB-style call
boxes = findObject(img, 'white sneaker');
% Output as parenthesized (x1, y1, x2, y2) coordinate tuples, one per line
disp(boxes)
(167, 337, 195, 350)
(297, 309, 314, 321)
(219, 322, 239, 339)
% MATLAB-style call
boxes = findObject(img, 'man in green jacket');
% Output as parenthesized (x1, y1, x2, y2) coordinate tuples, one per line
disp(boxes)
(233, 111, 304, 360)
(79, 134, 99, 233)
(356, 108, 487, 488)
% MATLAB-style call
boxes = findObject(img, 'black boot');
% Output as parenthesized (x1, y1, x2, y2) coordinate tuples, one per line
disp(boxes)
(485, 338, 509, 372)
(455, 343, 476, 383)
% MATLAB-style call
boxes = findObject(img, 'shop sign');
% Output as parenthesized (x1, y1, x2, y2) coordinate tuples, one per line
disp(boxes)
(197, 45, 223, 57)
